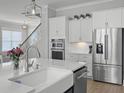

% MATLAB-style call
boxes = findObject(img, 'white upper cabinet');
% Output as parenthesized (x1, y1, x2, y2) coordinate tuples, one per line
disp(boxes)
(122, 8, 124, 27)
(69, 18, 92, 43)
(81, 18, 92, 42)
(93, 8, 122, 28)
(93, 11, 106, 28)
(49, 16, 66, 39)
(49, 18, 57, 39)
(69, 19, 81, 42)
(106, 8, 122, 28)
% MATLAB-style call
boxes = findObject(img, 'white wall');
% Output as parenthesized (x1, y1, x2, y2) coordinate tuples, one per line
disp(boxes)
(0, 20, 28, 42)
(0, 20, 28, 51)
(0, 20, 22, 31)
(56, 0, 124, 17)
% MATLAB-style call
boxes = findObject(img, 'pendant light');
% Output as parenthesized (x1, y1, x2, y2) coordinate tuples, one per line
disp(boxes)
(22, 0, 42, 18)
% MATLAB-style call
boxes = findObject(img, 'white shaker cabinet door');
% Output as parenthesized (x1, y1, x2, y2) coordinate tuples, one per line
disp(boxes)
(93, 11, 106, 29)
(49, 18, 57, 39)
(69, 20, 80, 43)
(81, 18, 92, 42)
(106, 8, 122, 28)
(56, 16, 66, 39)
(122, 8, 124, 27)
(49, 16, 66, 39)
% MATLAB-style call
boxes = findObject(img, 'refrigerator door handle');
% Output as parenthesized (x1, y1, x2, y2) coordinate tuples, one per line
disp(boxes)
(104, 34, 108, 60)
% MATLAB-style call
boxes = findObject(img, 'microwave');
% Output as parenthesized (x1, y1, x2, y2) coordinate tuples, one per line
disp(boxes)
(51, 39, 65, 49)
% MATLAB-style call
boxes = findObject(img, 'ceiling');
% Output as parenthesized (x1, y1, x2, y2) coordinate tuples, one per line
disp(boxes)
(0, 0, 118, 23)
(44, 0, 97, 9)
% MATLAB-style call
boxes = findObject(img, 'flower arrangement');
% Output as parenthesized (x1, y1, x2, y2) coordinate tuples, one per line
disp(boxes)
(7, 47, 24, 69)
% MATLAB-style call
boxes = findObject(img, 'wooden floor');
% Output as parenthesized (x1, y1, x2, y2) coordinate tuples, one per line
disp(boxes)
(87, 80, 124, 93)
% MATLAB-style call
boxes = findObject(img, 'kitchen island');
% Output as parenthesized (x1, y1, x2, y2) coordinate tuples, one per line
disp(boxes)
(0, 59, 86, 93)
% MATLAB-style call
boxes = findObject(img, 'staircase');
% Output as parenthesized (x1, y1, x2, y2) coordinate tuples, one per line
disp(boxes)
(20, 22, 42, 59)
(20, 23, 42, 47)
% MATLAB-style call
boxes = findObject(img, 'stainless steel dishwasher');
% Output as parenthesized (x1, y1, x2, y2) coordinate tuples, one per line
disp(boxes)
(73, 66, 87, 93)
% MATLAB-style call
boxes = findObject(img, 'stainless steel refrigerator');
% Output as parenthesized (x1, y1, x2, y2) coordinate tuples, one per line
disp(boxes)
(92, 28, 124, 85)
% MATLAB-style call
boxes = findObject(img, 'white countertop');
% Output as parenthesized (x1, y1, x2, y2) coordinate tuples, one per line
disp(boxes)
(0, 59, 86, 93)
(0, 62, 35, 93)
(47, 59, 86, 72)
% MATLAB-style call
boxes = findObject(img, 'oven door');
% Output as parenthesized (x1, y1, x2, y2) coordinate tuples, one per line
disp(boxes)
(51, 49, 65, 60)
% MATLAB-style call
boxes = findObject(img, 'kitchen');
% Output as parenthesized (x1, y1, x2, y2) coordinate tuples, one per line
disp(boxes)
(0, 0, 124, 93)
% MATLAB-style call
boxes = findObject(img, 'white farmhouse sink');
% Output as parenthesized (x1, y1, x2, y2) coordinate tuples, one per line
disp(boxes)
(9, 67, 73, 93)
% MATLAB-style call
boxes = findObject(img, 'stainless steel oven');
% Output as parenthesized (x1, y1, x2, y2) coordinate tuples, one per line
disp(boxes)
(51, 49, 65, 60)
(51, 39, 65, 60)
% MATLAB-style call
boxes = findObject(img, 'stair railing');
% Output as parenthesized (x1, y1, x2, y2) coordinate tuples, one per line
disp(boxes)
(20, 23, 42, 47)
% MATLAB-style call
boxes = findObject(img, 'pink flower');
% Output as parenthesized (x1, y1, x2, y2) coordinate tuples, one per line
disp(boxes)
(7, 47, 23, 57)
(14, 47, 24, 56)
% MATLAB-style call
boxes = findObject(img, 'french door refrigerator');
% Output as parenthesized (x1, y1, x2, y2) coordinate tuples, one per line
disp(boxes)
(93, 28, 124, 85)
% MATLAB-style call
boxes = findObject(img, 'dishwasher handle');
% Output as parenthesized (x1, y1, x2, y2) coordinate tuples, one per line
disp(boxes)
(77, 72, 87, 79)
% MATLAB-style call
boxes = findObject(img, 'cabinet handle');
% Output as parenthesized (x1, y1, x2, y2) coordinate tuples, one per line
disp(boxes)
(104, 34, 108, 60)
(77, 72, 87, 79)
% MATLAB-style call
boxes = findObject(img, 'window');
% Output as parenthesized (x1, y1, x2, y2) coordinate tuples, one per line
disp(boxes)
(2, 30, 22, 51)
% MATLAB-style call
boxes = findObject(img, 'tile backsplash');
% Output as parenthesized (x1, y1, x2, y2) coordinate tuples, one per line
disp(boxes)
(69, 42, 92, 54)
(68, 53, 92, 62)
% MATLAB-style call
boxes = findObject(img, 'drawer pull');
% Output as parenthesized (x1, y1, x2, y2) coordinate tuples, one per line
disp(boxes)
(77, 72, 87, 79)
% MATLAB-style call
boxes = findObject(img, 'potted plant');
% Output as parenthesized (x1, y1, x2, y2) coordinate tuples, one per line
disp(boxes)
(7, 47, 23, 70)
